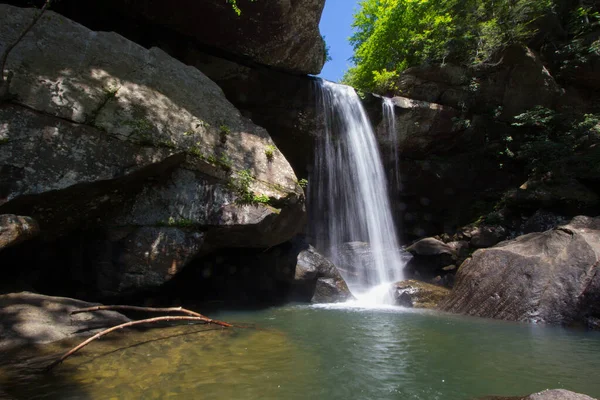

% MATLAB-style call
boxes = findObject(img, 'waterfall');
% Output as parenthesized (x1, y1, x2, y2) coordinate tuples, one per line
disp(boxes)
(310, 80, 404, 303)
(382, 98, 400, 192)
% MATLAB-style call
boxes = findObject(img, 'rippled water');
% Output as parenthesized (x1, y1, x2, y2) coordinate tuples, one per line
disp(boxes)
(1, 306, 599, 399)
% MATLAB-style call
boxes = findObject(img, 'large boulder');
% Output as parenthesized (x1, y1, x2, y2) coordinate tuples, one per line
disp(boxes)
(441, 216, 600, 328)
(395, 45, 562, 120)
(390, 280, 450, 309)
(0, 5, 305, 297)
(0, 292, 129, 350)
(404, 237, 456, 283)
(0, 215, 39, 251)
(11, 0, 326, 75)
(293, 245, 353, 303)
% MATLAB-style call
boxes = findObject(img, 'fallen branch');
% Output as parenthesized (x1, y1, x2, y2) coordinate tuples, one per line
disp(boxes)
(0, 0, 51, 101)
(46, 315, 230, 371)
(71, 305, 233, 328)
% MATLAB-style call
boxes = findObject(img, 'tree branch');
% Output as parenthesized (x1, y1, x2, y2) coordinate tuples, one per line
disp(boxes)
(71, 305, 233, 327)
(46, 315, 232, 371)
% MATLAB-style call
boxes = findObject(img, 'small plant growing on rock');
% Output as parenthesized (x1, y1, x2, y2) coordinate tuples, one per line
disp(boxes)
(156, 217, 196, 228)
(297, 178, 308, 188)
(125, 118, 154, 146)
(219, 124, 231, 144)
(265, 144, 276, 161)
(228, 169, 271, 206)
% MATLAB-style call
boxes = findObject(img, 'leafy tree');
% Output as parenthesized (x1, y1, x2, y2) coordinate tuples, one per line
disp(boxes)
(343, 0, 553, 93)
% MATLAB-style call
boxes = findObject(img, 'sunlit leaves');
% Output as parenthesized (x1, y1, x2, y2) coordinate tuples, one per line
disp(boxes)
(344, 0, 554, 93)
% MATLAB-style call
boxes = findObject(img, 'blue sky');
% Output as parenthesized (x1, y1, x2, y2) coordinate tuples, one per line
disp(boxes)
(318, 0, 362, 82)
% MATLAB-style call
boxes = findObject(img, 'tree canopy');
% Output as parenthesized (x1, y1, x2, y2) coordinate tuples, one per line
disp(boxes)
(341, 0, 580, 93)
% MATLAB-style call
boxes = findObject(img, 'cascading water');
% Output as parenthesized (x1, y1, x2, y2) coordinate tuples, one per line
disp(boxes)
(309, 80, 404, 304)
(382, 98, 401, 192)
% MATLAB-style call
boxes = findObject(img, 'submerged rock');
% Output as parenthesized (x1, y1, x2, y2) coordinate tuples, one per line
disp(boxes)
(478, 389, 597, 400)
(390, 280, 450, 309)
(441, 216, 600, 327)
(0, 215, 39, 251)
(0, 292, 129, 350)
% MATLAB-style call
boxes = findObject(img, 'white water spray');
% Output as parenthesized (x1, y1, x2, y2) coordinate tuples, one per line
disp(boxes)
(310, 80, 404, 304)
(383, 97, 401, 191)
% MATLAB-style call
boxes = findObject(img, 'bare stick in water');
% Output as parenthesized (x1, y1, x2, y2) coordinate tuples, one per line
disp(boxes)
(46, 315, 232, 371)
(71, 305, 233, 327)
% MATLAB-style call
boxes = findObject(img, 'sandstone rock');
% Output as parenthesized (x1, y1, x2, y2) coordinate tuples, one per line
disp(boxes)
(375, 96, 461, 158)
(404, 238, 456, 282)
(39, 0, 326, 75)
(390, 280, 450, 309)
(0, 215, 39, 251)
(441, 216, 600, 327)
(394, 46, 561, 120)
(522, 210, 568, 234)
(478, 389, 598, 400)
(469, 225, 508, 248)
(294, 245, 352, 303)
(0, 5, 305, 296)
(0, 292, 129, 350)
(312, 278, 352, 304)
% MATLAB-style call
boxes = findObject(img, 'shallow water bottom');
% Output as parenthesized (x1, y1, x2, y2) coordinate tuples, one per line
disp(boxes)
(1, 305, 599, 400)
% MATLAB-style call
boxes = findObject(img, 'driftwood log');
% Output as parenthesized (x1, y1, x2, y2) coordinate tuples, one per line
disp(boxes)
(46, 305, 234, 371)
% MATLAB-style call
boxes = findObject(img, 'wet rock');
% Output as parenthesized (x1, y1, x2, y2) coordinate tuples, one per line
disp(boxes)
(0, 292, 129, 350)
(0, 215, 39, 251)
(334, 241, 410, 286)
(441, 216, 600, 327)
(312, 278, 352, 304)
(390, 280, 450, 309)
(293, 244, 353, 303)
(404, 238, 456, 282)
(478, 389, 598, 400)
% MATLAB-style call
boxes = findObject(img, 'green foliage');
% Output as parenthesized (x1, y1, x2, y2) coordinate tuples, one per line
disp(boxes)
(219, 124, 230, 144)
(207, 153, 233, 172)
(157, 217, 196, 228)
(227, 0, 257, 16)
(507, 106, 600, 177)
(227, 169, 272, 205)
(125, 118, 154, 145)
(553, 4, 600, 77)
(344, 0, 553, 92)
(0, 137, 9, 145)
(322, 35, 333, 62)
(297, 178, 308, 188)
(265, 144, 276, 161)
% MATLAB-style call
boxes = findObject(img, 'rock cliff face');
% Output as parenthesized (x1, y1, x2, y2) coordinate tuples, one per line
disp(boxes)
(0, 5, 306, 299)
(441, 216, 600, 328)
(6, 0, 327, 75)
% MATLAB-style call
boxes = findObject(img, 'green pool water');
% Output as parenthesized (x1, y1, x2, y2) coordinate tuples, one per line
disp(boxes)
(1, 304, 599, 399)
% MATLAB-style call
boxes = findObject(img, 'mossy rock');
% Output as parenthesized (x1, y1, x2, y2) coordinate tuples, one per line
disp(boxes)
(390, 279, 451, 309)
